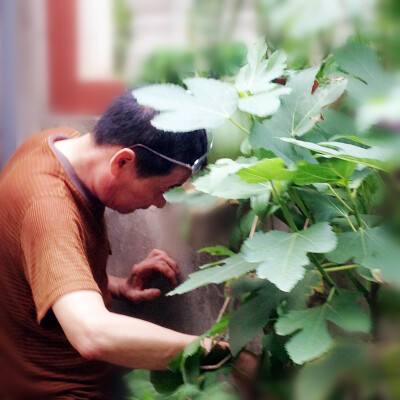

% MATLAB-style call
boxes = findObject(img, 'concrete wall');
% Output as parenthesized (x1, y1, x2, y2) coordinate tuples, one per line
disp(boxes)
(106, 201, 239, 335)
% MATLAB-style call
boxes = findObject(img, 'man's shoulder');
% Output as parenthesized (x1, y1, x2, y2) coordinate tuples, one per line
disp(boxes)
(0, 128, 82, 218)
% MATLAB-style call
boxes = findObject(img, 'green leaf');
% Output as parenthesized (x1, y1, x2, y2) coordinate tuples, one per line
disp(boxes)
(228, 277, 268, 298)
(237, 158, 356, 186)
(326, 291, 371, 333)
(334, 42, 400, 131)
(249, 67, 346, 165)
(194, 158, 270, 199)
(296, 340, 367, 400)
(197, 245, 235, 257)
(132, 78, 238, 132)
(250, 121, 315, 166)
(167, 255, 257, 295)
(229, 286, 283, 356)
(296, 188, 349, 221)
(236, 40, 287, 94)
(125, 370, 162, 400)
(303, 109, 357, 143)
(275, 290, 370, 364)
(327, 227, 384, 265)
(261, 67, 346, 136)
(293, 160, 356, 185)
(235, 40, 291, 117)
(334, 42, 383, 90)
(242, 223, 337, 292)
(282, 138, 392, 171)
(236, 158, 295, 183)
(326, 226, 400, 285)
(238, 87, 292, 117)
(275, 304, 333, 364)
(150, 370, 183, 394)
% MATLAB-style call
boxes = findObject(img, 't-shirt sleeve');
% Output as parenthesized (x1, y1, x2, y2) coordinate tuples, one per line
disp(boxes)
(21, 197, 102, 323)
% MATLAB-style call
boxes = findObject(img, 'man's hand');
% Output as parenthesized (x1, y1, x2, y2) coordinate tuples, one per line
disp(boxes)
(108, 249, 180, 303)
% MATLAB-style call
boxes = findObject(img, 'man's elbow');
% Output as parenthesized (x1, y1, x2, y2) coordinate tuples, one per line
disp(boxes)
(70, 321, 106, 361)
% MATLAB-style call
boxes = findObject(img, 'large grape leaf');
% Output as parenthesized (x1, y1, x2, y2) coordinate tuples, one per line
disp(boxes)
(236, 39, 287, 94)
(235, 39, 291, 117)
(293, 160, 355, 185)
(327, 227, 400, 286)
(257, 66, 346, 137)
(296, 340, 367, 400)
(236, 158, 295, 183)
(167, 255, 257, 296)
(132, 78, 238, 132)
(229, 270, 323, 356)
(282, 138, 393, 171)
(250, 121, 315, 166)
(229, 286, 282, 356)
(302, 109, 357, 143)
(242, 222, 337, 292)
(275, 290, 370, 364)
(194, 158, 270, 199)
(249, 67, 346, 165)
(334, 42, 400, 131)
(237, 158, 355, 185)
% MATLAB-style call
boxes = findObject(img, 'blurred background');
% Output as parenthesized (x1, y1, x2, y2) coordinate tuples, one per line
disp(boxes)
(1, 0, 399, 168)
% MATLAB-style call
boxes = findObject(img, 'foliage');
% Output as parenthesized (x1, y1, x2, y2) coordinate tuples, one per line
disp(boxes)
(130, 38, 400, 400)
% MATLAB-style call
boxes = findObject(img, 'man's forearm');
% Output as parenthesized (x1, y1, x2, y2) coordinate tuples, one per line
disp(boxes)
(92, 311, 196, 370)
(53, 290, 196, 370)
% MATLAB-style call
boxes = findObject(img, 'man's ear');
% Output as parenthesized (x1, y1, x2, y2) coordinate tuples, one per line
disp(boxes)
(109, 148, 136, 176)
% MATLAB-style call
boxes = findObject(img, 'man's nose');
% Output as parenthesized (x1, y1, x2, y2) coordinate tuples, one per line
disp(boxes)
(154, 195, 167, 209)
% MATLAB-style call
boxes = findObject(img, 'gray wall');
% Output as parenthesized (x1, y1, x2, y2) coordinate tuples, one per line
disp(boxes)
(106, 202, 238, 335)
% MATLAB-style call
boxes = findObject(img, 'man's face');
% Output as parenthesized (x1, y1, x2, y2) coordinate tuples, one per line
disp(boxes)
(108, 165, 191, 214)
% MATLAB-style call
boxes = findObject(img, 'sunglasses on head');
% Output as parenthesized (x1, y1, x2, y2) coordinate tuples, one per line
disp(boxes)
(129, 131, 214, 176)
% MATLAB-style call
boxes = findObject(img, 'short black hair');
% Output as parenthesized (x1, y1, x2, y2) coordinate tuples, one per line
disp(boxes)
(93, 92, 208, 177)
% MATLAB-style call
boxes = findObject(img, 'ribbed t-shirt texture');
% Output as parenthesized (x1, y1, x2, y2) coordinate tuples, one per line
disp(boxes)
(0, 128, 113, 399)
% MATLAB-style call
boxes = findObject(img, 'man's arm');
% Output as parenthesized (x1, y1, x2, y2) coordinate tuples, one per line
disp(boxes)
(52, 290, 196, 370)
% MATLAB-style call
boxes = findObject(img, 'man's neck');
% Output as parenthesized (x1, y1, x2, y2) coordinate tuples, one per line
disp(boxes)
(54, 133, 100, 198)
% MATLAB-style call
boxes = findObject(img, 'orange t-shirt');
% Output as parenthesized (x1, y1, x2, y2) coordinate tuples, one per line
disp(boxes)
(0, 128, 113, 399)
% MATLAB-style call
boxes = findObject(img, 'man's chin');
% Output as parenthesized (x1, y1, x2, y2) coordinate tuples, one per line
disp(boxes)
(116, 204, 151, 214)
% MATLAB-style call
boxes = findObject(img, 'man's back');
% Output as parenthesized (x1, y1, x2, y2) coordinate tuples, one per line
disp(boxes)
(0, 129, 112, 399)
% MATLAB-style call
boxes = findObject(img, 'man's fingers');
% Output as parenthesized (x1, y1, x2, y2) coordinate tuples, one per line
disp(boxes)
(126, 288, 161, 303)
(153, 262, 178, 285)
(149, 249, 180, 274)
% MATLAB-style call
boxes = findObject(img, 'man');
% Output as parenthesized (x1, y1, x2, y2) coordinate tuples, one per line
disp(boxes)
(0, 93, 234, 399)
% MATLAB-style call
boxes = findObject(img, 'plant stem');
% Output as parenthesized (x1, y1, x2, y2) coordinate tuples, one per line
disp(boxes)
(345, 270, 369, 295)
(327, 184, 353, 212)
(324, 264, 359, 273)
(344, 214, 358, 232)
(289, 187, 314, 223)
(216, 297, 231, 323)
(326, 184, 357, 231)
(310, 254, 336, 288)
(270, 182, 298, 232)
(347, 187, 363, 228)
(327, 286, 336, 302)
(322, 262, 337, 267)
(249, 215, 259, 238)
(229, 117, 250, 135)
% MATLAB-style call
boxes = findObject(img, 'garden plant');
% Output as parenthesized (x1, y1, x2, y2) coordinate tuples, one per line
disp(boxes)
(125, 36, 400, 400)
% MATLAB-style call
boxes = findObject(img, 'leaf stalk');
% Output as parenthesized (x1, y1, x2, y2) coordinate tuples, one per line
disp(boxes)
(229, 117, 250, 135)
